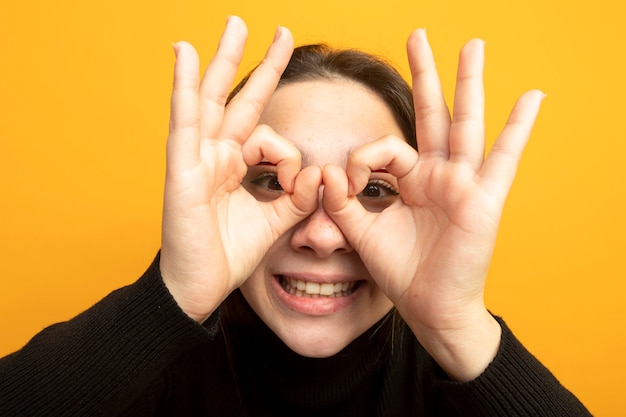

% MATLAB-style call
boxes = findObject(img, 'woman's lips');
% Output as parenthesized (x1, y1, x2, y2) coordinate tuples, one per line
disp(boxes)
(280, 275, 359, 297)
(271, 274, 362, 315)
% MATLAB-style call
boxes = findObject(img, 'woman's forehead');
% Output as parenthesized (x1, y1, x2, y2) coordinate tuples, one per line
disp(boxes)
(259, 79, 404, 165)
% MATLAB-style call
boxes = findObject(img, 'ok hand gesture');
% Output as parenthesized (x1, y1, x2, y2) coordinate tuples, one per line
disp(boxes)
(160, 17, 321, 323)
(322, 29, 545, 380)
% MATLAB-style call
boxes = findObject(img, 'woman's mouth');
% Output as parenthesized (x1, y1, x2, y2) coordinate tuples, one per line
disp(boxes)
(279, 275, 360, 298)
(272, 275, 363, 315)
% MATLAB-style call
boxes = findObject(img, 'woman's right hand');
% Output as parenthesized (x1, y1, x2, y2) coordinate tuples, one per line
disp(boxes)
(160, 16, 321, 323)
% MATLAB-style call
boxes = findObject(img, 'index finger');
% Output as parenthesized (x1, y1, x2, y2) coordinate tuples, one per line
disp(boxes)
(345, 135, 419, 196)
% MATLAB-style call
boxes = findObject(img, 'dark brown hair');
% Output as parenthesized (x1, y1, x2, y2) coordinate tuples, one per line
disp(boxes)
(229, 43, 417, 149)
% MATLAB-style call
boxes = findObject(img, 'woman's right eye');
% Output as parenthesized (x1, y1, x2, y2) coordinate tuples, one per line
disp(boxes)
(243, 171, 285, 202)
(250, 172, 284, 192)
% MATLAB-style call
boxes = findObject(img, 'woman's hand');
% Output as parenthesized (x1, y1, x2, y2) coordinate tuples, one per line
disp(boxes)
(322, 29, 545, 381)
(160, 17, 320, 323)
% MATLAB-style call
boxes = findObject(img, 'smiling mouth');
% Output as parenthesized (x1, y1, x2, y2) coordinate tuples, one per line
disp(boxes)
(279, 275, 360, 298)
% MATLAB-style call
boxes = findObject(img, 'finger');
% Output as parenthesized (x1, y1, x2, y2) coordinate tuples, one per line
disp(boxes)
(167, 41, 201, 173)
(220, 26, 294, 142)
(287, 166, 322, 215)
(480, 89, 545, 198)
(264, 165, 322, 238)
(406, 28, 451, 155)
(321, 164, 375, 245)
(199, 16, 248, 138)
(345, 135, 419, 196)
(449, 39, 486, 170)
(241, 124, 302, 193)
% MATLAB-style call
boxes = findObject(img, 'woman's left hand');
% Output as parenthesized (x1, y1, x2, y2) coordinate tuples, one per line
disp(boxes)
(322, 29, 545, 381)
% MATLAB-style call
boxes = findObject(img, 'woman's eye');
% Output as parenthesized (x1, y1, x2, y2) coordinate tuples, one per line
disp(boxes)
(357, 179, 399, 212)
(251, 172, 284, 192)
(242, 168, 285, 202)
(357, 180, 399, 199)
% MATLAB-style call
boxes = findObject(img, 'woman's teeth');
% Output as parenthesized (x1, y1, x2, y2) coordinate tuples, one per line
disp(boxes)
(281, 276, 357, 298)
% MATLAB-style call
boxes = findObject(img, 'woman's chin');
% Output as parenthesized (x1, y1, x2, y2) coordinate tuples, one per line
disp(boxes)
(239, 269, 394, 358)
(272, 323, 359, 358)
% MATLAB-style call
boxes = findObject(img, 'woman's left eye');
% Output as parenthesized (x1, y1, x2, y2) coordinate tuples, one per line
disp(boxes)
(356, 179, 399, 212)
(358, 180, 399, 199)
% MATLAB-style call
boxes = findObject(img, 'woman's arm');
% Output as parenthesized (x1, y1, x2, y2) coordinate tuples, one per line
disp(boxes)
(0, 17, 318, 415)
(0, 256, 212, 416)
(322, 29, 543, 382)
(432, 317, 592, 415)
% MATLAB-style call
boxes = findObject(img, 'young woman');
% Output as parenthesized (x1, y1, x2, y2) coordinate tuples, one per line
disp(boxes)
(0, 16, 590, 416)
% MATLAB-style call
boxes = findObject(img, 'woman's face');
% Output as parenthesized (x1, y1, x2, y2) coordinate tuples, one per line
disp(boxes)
(240, 79, 405, 357)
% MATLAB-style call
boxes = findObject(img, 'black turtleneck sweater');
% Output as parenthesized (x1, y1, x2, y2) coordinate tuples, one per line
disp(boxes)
(0, 257, 591, 416)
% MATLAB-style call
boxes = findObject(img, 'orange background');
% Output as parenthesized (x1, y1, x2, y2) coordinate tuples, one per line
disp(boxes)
(1, 0, 624, 415)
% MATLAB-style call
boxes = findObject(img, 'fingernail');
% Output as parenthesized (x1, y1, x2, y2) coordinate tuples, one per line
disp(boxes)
(347, 181, 356, 197)
(274, 25, 283, 42)
(171, 42, 180, 57)
(224, 15, 237, 33)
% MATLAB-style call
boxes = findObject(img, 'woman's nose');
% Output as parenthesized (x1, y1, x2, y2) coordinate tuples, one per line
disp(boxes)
(289, 204, 353, 257)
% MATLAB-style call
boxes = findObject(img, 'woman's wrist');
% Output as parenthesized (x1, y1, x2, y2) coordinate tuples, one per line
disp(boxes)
(407, 308, 502, 382)
(159, 259, 224, 324)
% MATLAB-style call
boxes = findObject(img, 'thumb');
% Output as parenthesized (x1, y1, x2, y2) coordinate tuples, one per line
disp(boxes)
(263, 165, 322, 239)
(321, 164, 375, 247)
